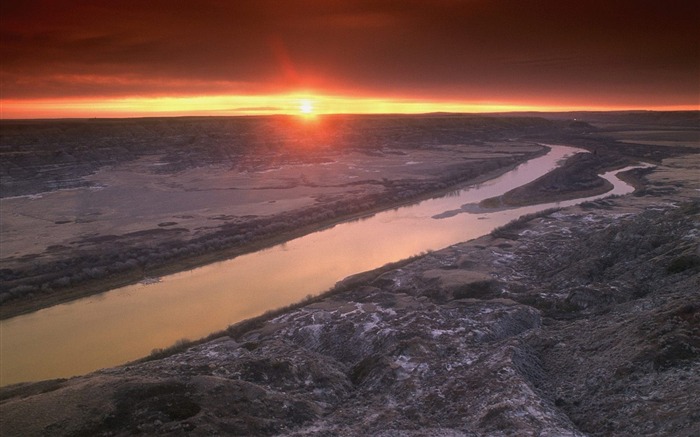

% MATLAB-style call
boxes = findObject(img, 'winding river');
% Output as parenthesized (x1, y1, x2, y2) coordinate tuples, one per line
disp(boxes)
(0, 145, 643, 386)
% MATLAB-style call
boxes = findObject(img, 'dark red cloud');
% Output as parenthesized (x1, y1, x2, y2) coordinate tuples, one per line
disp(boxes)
(1, 0, 698, 107)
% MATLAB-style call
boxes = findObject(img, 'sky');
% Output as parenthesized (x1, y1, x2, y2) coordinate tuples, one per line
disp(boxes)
(1, 0, 698, 118)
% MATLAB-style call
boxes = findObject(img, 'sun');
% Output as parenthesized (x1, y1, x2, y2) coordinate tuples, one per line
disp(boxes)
(299, 99, 314, 115)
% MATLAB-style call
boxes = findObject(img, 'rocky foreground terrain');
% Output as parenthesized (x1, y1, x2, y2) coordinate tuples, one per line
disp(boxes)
(1, 133, 698, 435)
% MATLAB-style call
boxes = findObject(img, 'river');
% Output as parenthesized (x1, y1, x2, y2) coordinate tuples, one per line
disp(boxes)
(0, 145, 643, 386)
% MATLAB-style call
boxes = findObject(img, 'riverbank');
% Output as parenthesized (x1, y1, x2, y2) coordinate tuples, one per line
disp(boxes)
(2, 148, 697, 436)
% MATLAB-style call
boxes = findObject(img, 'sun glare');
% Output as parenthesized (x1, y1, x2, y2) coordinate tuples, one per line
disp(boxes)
(299, 99, 314, 114)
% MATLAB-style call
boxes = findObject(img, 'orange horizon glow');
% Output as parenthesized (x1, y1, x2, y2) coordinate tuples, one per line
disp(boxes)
(2, 93, 697, 120)
(3, 2, 697, 121)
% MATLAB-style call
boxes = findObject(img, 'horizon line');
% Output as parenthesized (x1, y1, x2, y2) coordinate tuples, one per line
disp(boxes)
(2, 108, 699, 122)
(2, 92, 698, 120)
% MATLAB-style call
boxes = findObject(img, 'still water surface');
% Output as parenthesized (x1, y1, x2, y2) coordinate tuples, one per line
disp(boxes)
(0, 145, 641, 385)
